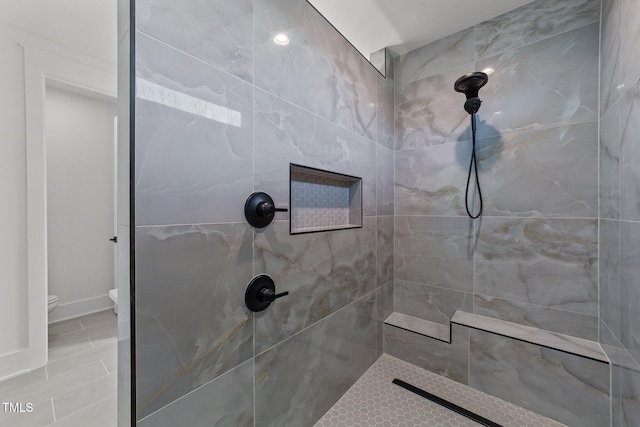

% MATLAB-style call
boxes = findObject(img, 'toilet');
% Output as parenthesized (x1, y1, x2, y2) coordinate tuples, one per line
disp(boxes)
(47, 295, 59, 313)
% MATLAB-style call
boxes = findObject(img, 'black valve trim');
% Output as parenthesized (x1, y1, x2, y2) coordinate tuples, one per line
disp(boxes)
(245, 274, 289, 312)
(244, 192, 288, 228)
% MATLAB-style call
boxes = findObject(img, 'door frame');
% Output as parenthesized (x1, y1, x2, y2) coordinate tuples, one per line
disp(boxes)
(22, 44, 116, 374)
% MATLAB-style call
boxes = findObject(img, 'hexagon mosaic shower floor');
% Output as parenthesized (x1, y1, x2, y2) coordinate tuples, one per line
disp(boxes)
(315, 354, 565, 427)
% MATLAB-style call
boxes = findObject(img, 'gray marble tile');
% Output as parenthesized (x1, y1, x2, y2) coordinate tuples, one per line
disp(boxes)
(478, 123, 598, 218)
(255, 292, 376, 427)
(475, 217, 598, 316)
(395, 280, 472, 326)
(620, 80, 640, 220)
(473, 295, 598, 341)
(601, 104, 621, 219)
(453, 311, 606, 362)
(376, 144, 394, 215)
(395, 142, 471, 216)
(377, 216, 394, 287)
(137, 360, 253, 427)
(384, 312, 451, 342)
(620, 221, 640, 364)
(601, 0, 622, 116)
(395, 216, 473, 292)
(600, 321, 640, 427)
(135, 223, 253, 418)
(621, 0, 640, 91)
(136, 0, 253, 82)
(600, 322, 624, 427)
(395, 28, 474, 87)
(395, 63, 473, 149)
(620, 362, 640, 427)
(376, 57, 395, 150)
(600, 220, 621, 338)
(254, 0, 377, 140)
(135, 34, 253, 226)
(254, 218, 376, 353)
(384, 324, 469, 385)
(376, 281, 393, 356)
(474, 0, 601, 60)
(253, 89, 377, 218)
(469, 330, 610, 427)
(476, 23, 599, 138)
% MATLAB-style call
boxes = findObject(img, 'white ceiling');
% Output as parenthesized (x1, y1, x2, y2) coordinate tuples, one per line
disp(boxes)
(0, 0, 117, 64)
(309, 0, 534, 58)
(0, 0, 532, 66)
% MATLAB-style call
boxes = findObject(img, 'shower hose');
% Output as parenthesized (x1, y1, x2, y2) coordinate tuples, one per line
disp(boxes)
(465, 113, 483, 219)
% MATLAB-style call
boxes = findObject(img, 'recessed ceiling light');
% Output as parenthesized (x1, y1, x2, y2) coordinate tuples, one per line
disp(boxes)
(273, 33, 290, 46)
(482, 67, 494, 75)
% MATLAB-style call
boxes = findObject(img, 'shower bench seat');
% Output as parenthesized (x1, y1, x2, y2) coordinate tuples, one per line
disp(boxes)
(384, 310, 608, 363)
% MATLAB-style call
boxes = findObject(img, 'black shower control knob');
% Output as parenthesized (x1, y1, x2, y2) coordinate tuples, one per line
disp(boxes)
(258, 288, 289, 303)
(244, 192, 288, 228)
(245, 274, 289, 312)
(257, 202, 288, 216)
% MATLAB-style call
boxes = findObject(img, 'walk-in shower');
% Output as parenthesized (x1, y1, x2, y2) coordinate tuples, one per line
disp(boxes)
(455, 71, 488, 219)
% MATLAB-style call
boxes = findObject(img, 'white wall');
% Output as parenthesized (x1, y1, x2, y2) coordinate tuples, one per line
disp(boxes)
(0, 22, 116, 379)
(46, 87, 117, 322)
(0, 27, 28, 356)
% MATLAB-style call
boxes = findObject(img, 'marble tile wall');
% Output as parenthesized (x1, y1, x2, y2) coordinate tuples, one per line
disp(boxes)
(390, 0, 610, 424)
(133, 0, 393, 424)
(392, 0, 601, 343)
(600, 0, 640, 425)
(469, 330, 610, 427)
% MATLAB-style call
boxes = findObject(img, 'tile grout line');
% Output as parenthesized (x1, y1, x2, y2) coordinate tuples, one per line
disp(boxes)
(50, 397, 57, 423)
(101, 360, 110, 375)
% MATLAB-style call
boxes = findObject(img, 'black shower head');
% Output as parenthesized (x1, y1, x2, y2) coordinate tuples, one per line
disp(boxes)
(454, 72, 489, 114)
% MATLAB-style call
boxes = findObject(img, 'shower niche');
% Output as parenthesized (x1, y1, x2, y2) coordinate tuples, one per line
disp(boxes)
(289, 164, 362, 234)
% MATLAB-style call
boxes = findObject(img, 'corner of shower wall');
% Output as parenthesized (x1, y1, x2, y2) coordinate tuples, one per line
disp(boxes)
(598, 0, 640, 424)
(131, 0, 394, 425)
(389, 0, 611, 425)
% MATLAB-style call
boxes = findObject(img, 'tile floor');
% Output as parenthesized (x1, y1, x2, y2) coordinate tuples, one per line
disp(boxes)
(315, 354, 566, 427)
(0, 310, 117, 427)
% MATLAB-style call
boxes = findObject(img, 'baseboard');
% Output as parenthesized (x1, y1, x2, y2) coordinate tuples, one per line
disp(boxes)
(48, 294, 114, 323)
(0, 350, 37, 382)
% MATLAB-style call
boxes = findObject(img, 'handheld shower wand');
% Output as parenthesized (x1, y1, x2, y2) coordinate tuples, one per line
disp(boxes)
(454, 72, 488, 219)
